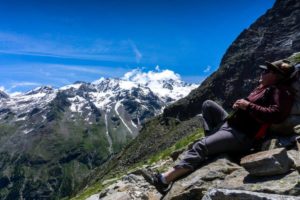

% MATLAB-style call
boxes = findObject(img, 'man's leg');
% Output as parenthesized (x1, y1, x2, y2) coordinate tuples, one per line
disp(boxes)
(162, 100, 229, 183)
(162, 167, 191, 184)
(160, 124, 252, 184)
(201, 100, 228, 135)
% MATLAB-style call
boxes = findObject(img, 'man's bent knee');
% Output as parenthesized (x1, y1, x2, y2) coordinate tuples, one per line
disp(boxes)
(202, 100, 215, 111)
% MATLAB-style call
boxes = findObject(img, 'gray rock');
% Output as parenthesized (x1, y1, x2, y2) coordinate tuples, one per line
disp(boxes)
(219, 168, 300, 196)
(295, 125, 300, 134)
(98, 174, 162, 200)
(260, 135, 299, 151)
(202, 188, 300, 200)
(288, 150, 300, 171)
(260, 138, 281, 151)
(240, 148, 293, 176)
(100, 191, 131, 200)
(164, 155, 300, 200)
(163, 157, 242, 200)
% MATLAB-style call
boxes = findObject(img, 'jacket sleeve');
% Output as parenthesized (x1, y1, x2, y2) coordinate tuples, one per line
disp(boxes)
(247, 87, 294, 124)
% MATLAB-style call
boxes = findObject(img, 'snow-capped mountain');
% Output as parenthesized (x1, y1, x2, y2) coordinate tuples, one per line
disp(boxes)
(0, 69, 197, 142)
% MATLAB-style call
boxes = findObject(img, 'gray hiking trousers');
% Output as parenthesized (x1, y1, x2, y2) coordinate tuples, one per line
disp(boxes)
(174, 100, 253, 170)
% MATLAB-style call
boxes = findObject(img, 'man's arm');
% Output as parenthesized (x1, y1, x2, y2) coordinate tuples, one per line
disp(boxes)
(247, 87, 294, 123)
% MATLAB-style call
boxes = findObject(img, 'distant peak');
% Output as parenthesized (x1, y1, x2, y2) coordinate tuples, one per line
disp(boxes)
(0, 90, 9, 99)
(25, 86, 54, 95)
(73, 81, 88, 85)
(91, 68, 198, 100)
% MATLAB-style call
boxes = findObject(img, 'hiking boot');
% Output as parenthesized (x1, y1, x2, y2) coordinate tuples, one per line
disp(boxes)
(141, 169, 171, 195)
(295, 124, 300, 134)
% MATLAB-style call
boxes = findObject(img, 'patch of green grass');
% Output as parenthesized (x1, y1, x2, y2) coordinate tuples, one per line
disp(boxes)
(288, 52, 300, 64)
(70, 180, 112, 200)
(147, 128, 204, 164)
(0, 124, 17, 138)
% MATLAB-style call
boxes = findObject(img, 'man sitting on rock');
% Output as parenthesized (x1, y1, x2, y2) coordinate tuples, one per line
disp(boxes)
(142, 59, 296, 195)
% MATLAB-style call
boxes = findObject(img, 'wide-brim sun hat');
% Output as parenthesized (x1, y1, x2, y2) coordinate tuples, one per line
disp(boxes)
(259, 59, 295, 78)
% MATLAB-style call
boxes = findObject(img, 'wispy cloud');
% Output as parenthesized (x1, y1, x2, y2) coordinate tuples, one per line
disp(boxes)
(0, 32, 139, 63)
(40, 63, 129, 78)
(128, 40, 143, 63)
(203, 65, 211, 73)
(10, 82, 41, 88)
(8, 82, 42, 91)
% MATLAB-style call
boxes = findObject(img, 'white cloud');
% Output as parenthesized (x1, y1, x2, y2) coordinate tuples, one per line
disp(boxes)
(203, 65, 211, 73)
(122, 67, 203, 85)
(121, 68, 199, 100)
(1, 62, 128, 79)
(0, 86, 5, 91)
(155, 65, 160, 71)
(122, 68, 181, 84)
(56, 65, 108, 74)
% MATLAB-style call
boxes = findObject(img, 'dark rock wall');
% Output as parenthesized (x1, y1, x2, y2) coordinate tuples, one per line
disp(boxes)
(164, 0, 300, 120)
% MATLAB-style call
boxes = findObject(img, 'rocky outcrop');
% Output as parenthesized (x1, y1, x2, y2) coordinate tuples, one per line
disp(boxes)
(89, 147, 300, 200)
(240, 148, 293, 176)
(202, 188, 300, 200)
(164, 0, 300, 120)
(98, 174, 162, 200)
(163, 157, 242, 200)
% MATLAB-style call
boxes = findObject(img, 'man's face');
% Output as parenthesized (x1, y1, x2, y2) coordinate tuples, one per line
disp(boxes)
(259, 69, 279, 86)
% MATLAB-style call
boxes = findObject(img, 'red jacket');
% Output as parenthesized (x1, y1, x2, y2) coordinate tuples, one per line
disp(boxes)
(227, 84, 294, 138)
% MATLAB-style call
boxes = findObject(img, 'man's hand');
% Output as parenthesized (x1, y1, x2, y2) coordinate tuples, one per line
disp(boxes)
(233, 99, 250, 110)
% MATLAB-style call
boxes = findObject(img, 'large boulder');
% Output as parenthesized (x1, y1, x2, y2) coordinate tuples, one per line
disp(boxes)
(219, 168, 300, 196)
(240, 148, 293, 176)
(202, 188, 300, 200)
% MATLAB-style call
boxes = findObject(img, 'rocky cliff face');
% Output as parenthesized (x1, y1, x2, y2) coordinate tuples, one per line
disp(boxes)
(164, 0, 300, 120)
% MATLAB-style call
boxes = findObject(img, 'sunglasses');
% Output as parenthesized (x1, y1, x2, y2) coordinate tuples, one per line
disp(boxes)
(260, 69, 273, 75)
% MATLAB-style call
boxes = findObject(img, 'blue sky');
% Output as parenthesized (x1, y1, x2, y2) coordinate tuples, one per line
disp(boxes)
(0, 0, 275, 93)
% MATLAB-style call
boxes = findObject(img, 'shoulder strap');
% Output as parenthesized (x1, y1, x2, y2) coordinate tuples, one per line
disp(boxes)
(254, 124, 270, 140)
